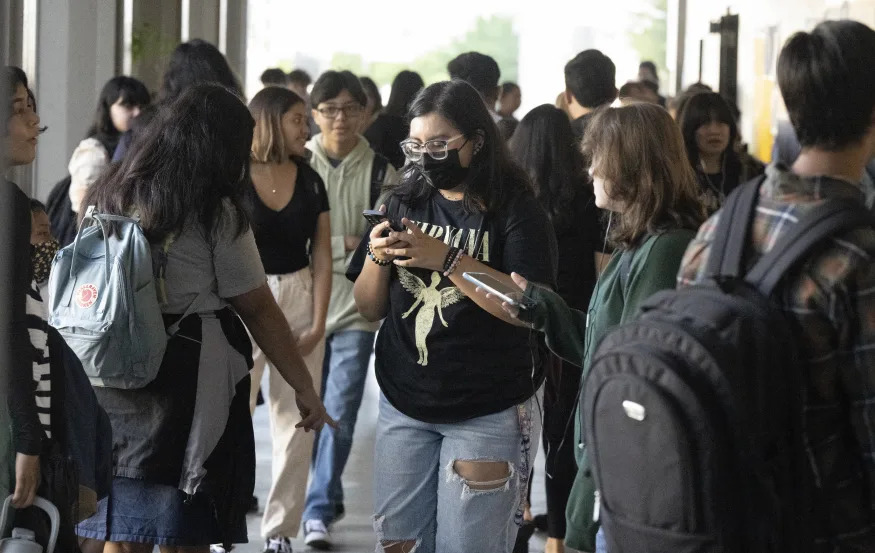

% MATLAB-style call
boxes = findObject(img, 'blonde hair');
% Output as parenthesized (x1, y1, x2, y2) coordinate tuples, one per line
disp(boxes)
(583, 103, 705, 248)
(248, 86, 305, 164)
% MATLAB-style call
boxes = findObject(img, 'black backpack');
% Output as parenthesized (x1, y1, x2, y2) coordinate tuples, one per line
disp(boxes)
(583, 178, 871, 553)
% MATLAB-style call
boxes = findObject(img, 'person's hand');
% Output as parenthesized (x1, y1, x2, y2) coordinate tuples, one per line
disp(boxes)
(295, 387, 338, 432)
(12, 453, 40, 508)
(368, 205, 409, 263)
(387, 218, 451, 272)
(296, 325, 324, 356)
(476, 272, 529, 319)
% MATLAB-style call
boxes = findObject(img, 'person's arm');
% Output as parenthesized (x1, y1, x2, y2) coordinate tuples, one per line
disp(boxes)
(353, 215, 408, 321)
(8, 186, 41, 508)
(67, 138, 108, 214)
(386, 220, 531, 327)
(228, 285, 333, 431)
(837, 258, 875, 517)
(476, 272, 589, 367)
(297, 212, 332, 356)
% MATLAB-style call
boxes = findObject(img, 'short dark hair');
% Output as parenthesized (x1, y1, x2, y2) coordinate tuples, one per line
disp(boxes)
(384, 70, 424, 117)
(565, 49, 617, 108)
(310, 70, 367, 107)
(30, 199, 46, 213)
(501, 82, 520, 96)
(639, 61, 658, 76)
(88, 76, 150, 138)
(777, 20, 875, 150)
(288, 69, 312, 87)
(160, 39, 243, 102)
(393, 80, 529, 214)
(260, 68, 288, 87)
(446, 52, 501, 102)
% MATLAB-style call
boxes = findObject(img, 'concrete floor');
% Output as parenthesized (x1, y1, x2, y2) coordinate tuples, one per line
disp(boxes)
(238, 362, 581, 553)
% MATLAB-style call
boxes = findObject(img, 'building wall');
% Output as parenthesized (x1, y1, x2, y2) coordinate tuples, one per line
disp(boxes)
(676, 0, 875, 162)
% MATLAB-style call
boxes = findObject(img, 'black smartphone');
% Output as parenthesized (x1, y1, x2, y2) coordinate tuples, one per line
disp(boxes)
(363, 210, 405, 232)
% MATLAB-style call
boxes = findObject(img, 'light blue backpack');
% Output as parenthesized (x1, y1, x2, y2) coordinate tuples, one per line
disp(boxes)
(48, 206, 204, 389)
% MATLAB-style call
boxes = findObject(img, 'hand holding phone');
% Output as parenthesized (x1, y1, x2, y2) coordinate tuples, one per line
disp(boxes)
(363, 209, 405, 232)
(462, 272, 535, 310)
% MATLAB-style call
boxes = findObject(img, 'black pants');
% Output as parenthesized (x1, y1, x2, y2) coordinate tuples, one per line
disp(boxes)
(536, 355, 581, 539)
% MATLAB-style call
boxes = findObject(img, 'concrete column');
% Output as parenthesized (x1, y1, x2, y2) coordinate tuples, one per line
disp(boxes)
(32, 0, 119, 200)
(130, 0, 180, 93)
(221, 0, 248, 94)
(182, 0, 220, 45)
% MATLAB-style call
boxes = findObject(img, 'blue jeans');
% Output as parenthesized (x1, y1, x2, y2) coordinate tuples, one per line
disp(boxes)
(302, 329, 375, 525)
(373, 391, 542, 553)
(596, 526, 608, 553)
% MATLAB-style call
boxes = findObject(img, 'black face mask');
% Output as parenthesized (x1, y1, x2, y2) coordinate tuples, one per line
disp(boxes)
(420, 148, 469, 190)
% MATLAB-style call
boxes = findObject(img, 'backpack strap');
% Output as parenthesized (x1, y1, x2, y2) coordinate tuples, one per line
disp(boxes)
(745, 199, 873, 296)
(705, 175, 767, 279)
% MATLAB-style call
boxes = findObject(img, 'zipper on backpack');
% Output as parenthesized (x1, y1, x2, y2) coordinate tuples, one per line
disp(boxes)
(593, 490, 600, 522)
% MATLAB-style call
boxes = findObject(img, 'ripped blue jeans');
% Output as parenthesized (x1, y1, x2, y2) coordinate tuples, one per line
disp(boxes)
(372, 391, 542, 553)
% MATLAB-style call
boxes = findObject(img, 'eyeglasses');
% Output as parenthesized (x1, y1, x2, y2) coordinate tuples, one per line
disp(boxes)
(400, 134, 467, 162)
(316, 103, 363, 119)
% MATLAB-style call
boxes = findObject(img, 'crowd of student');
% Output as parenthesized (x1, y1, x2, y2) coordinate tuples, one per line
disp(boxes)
(3, 16, 875, 553)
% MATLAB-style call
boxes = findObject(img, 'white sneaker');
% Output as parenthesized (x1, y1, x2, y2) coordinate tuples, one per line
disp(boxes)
(263, 536, 293, 553)
(303, 519, 332, 550)
(210, 546, 228, 553)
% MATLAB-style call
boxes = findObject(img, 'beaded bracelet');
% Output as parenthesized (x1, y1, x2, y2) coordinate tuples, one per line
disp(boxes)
(442, 247, 460, 274)
(443, 250, 465, 277)
(367, 242, 391, 266)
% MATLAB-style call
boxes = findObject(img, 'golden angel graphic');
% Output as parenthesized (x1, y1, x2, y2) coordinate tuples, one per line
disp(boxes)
(398, 267, 466, 366)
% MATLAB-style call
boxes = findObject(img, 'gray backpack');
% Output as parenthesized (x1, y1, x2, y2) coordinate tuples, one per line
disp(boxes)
(48, 206, 204, 389)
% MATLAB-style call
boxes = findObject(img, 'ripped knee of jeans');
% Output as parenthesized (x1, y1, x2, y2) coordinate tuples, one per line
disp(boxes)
(446, 459, 515, 496)
(373, 514, 420, 553)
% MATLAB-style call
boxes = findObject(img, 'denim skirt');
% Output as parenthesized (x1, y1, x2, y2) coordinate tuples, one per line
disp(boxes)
(75, 476, 246, 546)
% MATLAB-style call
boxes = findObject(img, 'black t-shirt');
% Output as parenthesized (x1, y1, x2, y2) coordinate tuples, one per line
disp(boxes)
(554, 188, 601, 311)
(247, 162, 330, 275)
(348, 190, 558, 424)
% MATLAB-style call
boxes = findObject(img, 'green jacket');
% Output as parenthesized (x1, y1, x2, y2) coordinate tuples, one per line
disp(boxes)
(522, 229, 695, 550)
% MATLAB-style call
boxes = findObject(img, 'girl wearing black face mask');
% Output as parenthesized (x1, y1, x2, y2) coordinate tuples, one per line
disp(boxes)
(348, 80, 558, 553)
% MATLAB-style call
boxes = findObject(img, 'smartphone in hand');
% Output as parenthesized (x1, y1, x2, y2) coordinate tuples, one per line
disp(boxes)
(462, 272, 535, 309)
(363, 210, 405, 233)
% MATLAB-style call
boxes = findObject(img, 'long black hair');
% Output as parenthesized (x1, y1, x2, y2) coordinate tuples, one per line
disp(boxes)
(383, 71, 424, 117)
(83, 84, 254, 242)
(678, 92, 741, 184)
(160, 39, 243, 102)
(87, 76, 150, 139)
(509, 104, 588, 231)
(393, 80, 530, 214)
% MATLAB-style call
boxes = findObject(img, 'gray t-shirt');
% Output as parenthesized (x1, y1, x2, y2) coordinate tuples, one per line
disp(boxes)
(163, 200, 266, 314)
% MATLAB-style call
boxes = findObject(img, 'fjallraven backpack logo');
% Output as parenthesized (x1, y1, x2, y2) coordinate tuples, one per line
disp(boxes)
(75, 284, 99, 309)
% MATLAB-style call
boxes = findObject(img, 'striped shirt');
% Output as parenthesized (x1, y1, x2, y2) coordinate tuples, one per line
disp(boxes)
(677, 165, 875, 552)
(25, 280, 51, 439)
